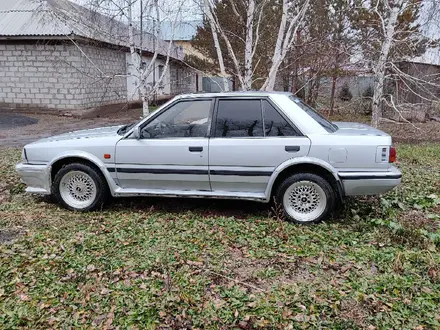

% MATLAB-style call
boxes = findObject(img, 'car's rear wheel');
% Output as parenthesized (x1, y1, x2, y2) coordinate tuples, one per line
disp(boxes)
(276, 173, 335, 224)
(52, 163, 108, 211)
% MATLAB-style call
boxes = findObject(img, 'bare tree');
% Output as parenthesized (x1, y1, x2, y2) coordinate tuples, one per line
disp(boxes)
(127, 0, 180, 115)
(99, 0, 186, 115)
(202, 0, 230, 91)
(199, 0, 310, 91)
(260, 0, 310, 91)
(353, 0, 440, 127)
(370, 0, 402, 128)
(50, 0, 187, 116)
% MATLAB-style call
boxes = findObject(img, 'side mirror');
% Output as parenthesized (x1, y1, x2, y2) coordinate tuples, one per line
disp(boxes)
(132, 126, 141, 139)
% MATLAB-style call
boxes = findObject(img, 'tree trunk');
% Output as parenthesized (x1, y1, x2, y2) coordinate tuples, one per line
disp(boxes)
(291, 65, 298, 94)
(306, 69, 314, 104)
(371, 1, 401, 128)
(291, 30, 300, 95)
(142, 96, 149, 116)
(329, 74, 337, 115)
(312, 75, 320, 106)
(204, 0, 229, 92)
(372, 72, 385, 127)
(261, 0, 309, 91)
(128, 1, 149, 117)
(243, 0, 255, 90)
(283, 72, 289, 91)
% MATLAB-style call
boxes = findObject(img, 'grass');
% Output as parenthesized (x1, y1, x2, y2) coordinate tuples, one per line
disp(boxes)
(0, 144, 440, 329)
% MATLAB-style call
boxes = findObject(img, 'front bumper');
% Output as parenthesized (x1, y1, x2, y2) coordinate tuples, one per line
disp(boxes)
(338, 166, 402, 196)
(15, 163, 51, 195)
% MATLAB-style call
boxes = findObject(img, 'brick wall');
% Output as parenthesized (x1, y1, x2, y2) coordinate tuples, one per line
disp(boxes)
(0, 42, 127, 112)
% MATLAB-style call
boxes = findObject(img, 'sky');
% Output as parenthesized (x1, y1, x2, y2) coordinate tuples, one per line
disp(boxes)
(413, 0, 440, 66)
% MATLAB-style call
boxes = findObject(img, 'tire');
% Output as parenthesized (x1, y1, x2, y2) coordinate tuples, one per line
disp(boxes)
(275, 173, 335, 224)
(52, 163, 109, 211)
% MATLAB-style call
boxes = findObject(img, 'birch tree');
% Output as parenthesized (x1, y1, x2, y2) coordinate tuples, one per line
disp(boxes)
(127, 0, 178, 116)
(202, 0, 230, 91)
(53, 0, 186, 116)
(260, 0, 309, 90)
(370, 0, 403, 128)
(95, 0, 184, 116)
(353, 0, 436, 127)
(191, 0, 309, 91)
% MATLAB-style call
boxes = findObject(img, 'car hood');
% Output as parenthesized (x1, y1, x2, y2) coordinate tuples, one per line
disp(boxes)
(332, 122, 389, 136)
(30, 125, 123, 144)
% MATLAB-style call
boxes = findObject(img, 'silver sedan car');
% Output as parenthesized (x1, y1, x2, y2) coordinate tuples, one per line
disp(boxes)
(16, 92, 401, 224)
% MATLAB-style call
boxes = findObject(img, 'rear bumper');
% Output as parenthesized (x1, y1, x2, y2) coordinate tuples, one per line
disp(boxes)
(15, 163, 51, 195)
(338, 166, 402, 196)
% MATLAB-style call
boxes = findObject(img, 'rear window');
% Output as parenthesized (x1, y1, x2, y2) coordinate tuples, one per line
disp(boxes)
(288, 96, 338, 133)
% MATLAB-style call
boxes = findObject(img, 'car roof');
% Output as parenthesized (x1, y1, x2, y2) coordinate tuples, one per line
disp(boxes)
(177, 91, 293, 98)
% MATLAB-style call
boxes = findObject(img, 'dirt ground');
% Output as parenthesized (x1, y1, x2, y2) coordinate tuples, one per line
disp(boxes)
(327, 112, 440, 143)
(381, 121, 440, 144)
(0, 109, 142, 147)
(0, 108, 439, 147)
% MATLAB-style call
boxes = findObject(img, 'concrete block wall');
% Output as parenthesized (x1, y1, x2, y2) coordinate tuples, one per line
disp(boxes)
(170, 66, 196, 95)
(0, 42, 127, 113)
(73, 44, 127, 109)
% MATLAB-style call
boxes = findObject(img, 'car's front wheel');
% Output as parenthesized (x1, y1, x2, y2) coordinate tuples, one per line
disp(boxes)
(52, 163, 109, 211)
(276, 173, 335, 224)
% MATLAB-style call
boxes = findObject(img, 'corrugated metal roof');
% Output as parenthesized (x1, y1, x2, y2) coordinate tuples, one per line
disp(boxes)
(0, 0, 71, 36)
(1, 0, 42, 12)
(0, 0, 183, 60)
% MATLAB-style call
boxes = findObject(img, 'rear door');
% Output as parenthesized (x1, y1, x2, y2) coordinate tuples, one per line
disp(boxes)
(208, 97, 311, 193)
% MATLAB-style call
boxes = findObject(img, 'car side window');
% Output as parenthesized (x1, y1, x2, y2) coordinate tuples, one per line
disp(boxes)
(141, 100, 212, 138)
(214, 99, 264, 137)
(262, 100, 300, 137)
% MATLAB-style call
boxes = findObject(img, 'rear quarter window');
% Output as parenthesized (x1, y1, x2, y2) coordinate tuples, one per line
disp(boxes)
(289, 96, 338, 133)
(262, 100, 300, 136)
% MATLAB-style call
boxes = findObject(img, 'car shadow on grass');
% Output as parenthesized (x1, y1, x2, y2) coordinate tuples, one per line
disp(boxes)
(105, 196, 360, 225)
(37, 195, 364, 224)
(107, 196, 270, 219)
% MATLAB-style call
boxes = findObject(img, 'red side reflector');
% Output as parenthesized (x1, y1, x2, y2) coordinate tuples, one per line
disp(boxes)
(104, 154, 111, 159)
(389, 147, 396, 163)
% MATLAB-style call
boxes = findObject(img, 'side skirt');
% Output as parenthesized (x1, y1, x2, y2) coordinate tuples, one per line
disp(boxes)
(112, 188, 268, 202)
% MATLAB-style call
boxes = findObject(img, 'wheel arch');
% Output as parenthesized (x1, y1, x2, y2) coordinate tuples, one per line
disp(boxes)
(266, 158, 343, 202)
(49, 151, 118, 194)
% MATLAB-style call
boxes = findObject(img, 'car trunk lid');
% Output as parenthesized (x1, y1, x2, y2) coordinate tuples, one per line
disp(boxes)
(332, 122, 389, 137)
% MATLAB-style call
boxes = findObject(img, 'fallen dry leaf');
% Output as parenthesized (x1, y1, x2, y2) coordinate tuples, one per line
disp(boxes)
(186, 260, 203, 266)
(100, 288, 111, 295)
(19, 293, 31, 301)
(86, 264, 96, 272)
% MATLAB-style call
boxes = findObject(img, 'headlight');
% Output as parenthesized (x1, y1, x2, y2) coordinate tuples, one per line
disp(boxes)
(21, 148, 27, 163)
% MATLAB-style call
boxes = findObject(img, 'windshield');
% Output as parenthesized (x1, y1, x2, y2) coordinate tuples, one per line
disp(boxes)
(288, 96, 338, 133)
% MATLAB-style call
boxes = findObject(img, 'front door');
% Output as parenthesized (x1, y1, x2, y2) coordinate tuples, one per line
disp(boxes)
(115, 99, 213, 191)
(208, 98, 311, 193)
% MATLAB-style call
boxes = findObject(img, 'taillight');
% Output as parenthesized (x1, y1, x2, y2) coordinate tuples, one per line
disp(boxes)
(389, 146, 396, 163)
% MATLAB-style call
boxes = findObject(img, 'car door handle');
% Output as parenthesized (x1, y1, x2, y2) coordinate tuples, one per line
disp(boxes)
(285, 146, 300, 152)
(189, 146, 203, 152)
